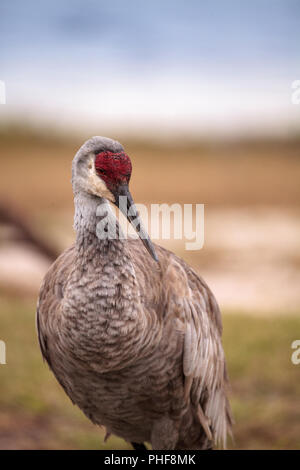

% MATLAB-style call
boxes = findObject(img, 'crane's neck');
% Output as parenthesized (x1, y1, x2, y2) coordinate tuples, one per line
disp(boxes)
(71, 191, 161, 366)
(73, 191, 125, 261)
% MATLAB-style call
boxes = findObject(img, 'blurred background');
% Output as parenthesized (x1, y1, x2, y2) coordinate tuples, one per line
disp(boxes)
(0, 0, 300, 449)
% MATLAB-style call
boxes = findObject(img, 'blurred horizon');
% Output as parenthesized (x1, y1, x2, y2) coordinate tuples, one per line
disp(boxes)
(1, 1, 300, 450)
(1, 0, 300, 138)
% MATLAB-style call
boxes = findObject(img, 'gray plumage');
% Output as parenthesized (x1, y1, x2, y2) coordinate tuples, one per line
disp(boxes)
(36, 136, 232, 450)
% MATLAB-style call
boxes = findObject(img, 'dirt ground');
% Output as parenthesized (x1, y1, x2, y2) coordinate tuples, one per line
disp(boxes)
(0, 129, 300, 449)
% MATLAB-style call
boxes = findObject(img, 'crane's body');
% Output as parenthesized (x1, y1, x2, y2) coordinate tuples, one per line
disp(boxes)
(37, 137, 232, 450)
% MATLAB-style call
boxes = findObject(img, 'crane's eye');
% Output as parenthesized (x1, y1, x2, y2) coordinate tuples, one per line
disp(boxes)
(97, 168, 107, 175)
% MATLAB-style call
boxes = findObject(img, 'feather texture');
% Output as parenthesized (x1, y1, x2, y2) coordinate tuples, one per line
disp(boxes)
(36, 136, 232, 450)
(37, 239, 232, 449)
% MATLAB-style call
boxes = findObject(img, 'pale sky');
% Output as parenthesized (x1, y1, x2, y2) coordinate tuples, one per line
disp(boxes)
(1, 0, 300, 137)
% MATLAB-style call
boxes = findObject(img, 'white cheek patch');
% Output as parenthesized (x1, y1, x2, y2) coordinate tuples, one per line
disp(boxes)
(86, 155, 114, 202)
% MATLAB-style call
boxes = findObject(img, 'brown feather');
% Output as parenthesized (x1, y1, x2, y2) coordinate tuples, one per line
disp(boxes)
(36, 136, 232, 450)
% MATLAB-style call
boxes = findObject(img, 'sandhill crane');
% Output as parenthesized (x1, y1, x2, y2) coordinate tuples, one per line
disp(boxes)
(36, 136, 232, 450)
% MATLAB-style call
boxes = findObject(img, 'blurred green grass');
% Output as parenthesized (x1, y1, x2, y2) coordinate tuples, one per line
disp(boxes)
(1, 128, 300, 448)
(0, 294, 299, 449)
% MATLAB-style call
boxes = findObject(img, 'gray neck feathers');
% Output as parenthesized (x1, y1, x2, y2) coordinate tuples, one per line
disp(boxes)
(73, 192, 125, 258)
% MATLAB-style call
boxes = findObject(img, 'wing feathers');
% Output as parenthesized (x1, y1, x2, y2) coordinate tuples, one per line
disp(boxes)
(165, 256, 231, 448)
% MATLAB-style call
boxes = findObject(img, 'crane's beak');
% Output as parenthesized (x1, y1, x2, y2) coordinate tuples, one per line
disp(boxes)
(112, 184, 158, 262)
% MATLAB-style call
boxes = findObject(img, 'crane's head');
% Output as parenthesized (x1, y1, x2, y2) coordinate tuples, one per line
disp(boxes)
(72, 136, 158, 262)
